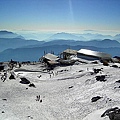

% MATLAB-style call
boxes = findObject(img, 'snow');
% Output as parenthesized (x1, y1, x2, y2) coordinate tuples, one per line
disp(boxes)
(0, 62, 120, 120)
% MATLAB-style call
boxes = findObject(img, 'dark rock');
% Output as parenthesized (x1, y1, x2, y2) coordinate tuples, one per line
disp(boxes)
(93, 68, 103, 74)
(91, 96, 102, 102)
(27, 116, 33, 119)
(111, 65, 119, 68)
(0, 65, 4, 71)
(102, 61, 109, 66)
(20, 77, 30, 84)
(2, 111, 5, 113)
(91, 61, 98, 64)
(114, 86, 120, 89)
(2, 99, 7, 101)
(9, 74, 15, 79)
(115, 80, 120, 83)
(40, 99, 42, 103)
(68, 86, 73, 89)
(29, 83, 36, 88)
(95, 75, 107, 82)
(101, 107, 120, 120)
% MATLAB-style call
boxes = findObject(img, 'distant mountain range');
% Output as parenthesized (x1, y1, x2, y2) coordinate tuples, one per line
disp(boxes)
(1, 30, 120, 61)
(0, 31, 41, 52)
(48, 32, 113, 41)
(18, 31, 120, 41)
(47, 32, 86, 41)
(78, 33, 113, 40)
(0, 30, 24, 39)
(39, 39, 120, 48)
(46, 32, 120, 41)
(1, 44, 120, 62)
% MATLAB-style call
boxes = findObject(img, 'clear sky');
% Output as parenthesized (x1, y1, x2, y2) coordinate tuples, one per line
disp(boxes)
(0, 0, 120, 34)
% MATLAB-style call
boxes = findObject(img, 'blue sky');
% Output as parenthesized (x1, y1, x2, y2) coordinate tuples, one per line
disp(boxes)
(0, 0, 120, 34)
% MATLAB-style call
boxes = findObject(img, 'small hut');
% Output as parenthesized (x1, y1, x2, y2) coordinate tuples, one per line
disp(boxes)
(40, 53, 60, 67)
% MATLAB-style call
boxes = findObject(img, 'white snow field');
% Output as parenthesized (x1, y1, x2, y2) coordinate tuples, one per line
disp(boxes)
(0, 62, 120, 120)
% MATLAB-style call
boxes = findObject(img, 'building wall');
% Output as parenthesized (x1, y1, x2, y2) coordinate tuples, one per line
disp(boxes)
(62, 53, 74, 60)
(77, 54, 99, 61)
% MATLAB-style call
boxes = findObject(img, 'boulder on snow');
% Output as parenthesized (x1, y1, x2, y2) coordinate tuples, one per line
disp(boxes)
(9, 74, 15, 79)
(111, 65, 119, 68)
(91, 96, 102, 102)
(115, 80, 120, 83)
(29, 83, 36, 88)
(68, 86, 73, 89)
(20, 77, 30, 84)
(95, 75, 107, 82)
(93, 68, 103, 74)
(101, 107, 120, 120)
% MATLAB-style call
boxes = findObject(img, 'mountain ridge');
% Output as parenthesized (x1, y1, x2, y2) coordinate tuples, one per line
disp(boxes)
(1, 44, 120, 62)
(24, 39, 120, 48)
(0, 37, 40, 52)
(0, 30, 120, 61)
(0, 30, 24, 39)
(47, 32, 86, 41)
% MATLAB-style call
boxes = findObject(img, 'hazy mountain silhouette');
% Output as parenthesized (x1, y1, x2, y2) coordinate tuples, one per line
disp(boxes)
(77, 39, 120, 48)
(47, 32, 86, 41)
(1, 38, 118, 62)
(0, 30, 42, 51)
(114, 34, 120, 41)
(0, 30, 120, 61)
(0, 30, 24, 39)
(75, 33, 113, 40)
(0, 37, 41, 52)
(25, 39, 120, 48)
(46, 32, 118, 41)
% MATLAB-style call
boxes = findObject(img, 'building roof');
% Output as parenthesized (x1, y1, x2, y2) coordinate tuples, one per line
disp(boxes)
(63, 49, 77, 55)
(44, 53, 59, 61)
(77, 49, 111, 59)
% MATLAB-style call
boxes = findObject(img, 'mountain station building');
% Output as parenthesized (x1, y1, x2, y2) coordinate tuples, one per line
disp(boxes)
(61, 49, 77, 60)
(77, 49, 112, 61)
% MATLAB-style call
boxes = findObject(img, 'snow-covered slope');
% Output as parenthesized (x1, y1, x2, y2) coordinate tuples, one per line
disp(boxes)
(0, 62, 120, 120)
